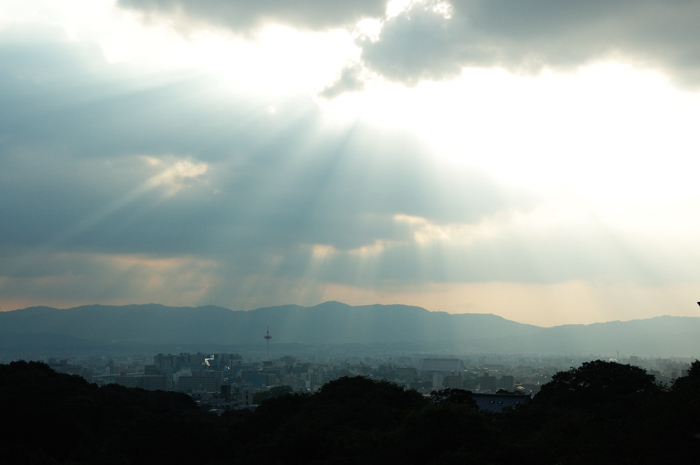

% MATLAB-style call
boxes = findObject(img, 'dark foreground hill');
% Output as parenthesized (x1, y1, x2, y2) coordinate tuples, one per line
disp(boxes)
(2, 301, 700, 356)
(0, 361, 223, 464)
(3, 360, 700, 465)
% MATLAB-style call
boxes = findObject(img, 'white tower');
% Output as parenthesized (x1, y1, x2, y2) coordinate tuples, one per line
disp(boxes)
(264, 327, 272, 361)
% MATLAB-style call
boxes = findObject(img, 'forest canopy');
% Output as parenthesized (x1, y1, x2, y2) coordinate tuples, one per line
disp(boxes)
(1, 360, 700, 464)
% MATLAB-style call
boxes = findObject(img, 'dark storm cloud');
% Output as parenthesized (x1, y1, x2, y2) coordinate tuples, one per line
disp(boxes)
(360, 0, 700, 86)
(117, 0, 389, 32)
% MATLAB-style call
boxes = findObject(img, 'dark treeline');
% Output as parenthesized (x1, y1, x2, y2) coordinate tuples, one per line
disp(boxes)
(2, 360, 700, 464)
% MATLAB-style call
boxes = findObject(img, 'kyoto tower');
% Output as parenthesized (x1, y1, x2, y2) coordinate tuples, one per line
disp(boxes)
(264, 327, 272, 361)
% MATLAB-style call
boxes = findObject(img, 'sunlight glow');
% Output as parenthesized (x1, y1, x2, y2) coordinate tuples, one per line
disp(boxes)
(143, 156, 208, 196)
(1, 251, 220, 310)
(5, 0, 700, 326)
(314, 280, 700, 327)
(319, 61, 700, 244)
(38, 155, 210, 252)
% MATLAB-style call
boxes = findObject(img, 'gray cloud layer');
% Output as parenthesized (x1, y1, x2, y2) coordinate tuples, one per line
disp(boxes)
(117, 0, 389, 31)
(360, 0, 700, 86)
(118, 0, 700, 87)
(0, 31, 519, 284)
(3, 23, 696, 311)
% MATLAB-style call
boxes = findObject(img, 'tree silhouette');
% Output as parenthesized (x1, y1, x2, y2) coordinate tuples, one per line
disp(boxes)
(535, 360, 660, 409)
(430, 388, 478, 408)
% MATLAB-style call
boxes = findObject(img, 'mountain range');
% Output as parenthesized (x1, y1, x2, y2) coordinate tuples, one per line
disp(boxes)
(1, 301, 699, 357)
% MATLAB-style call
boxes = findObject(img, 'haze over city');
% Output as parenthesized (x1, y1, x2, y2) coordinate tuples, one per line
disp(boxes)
(3, 0, 700, 327)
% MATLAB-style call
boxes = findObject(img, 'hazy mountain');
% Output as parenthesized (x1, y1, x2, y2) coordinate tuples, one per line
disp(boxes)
(512, 316, 700, 357)
(1, 302, 698, 356)
(0, 301, 539, 345)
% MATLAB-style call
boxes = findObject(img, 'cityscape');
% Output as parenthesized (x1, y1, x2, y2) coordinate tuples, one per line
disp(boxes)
(24, 327, 693, 415)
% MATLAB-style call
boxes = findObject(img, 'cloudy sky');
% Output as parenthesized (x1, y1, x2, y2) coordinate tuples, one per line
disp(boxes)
(2, 0, 700, 326)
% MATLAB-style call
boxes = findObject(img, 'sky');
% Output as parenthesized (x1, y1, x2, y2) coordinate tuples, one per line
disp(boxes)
(2, 0, 700, 327)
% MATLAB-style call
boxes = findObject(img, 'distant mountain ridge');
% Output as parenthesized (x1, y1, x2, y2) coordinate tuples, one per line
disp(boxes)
(1, 302, 699, 357)
(0, 302, 539, 344)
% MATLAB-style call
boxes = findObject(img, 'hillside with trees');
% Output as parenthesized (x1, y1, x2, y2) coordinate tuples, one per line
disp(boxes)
(2, 360, 700, 464)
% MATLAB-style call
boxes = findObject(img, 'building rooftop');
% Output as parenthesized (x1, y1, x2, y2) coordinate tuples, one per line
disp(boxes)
(417, 358, 465, 373)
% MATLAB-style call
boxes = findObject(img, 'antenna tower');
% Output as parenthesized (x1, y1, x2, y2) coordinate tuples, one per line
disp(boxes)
(264, 327, 272, 361)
